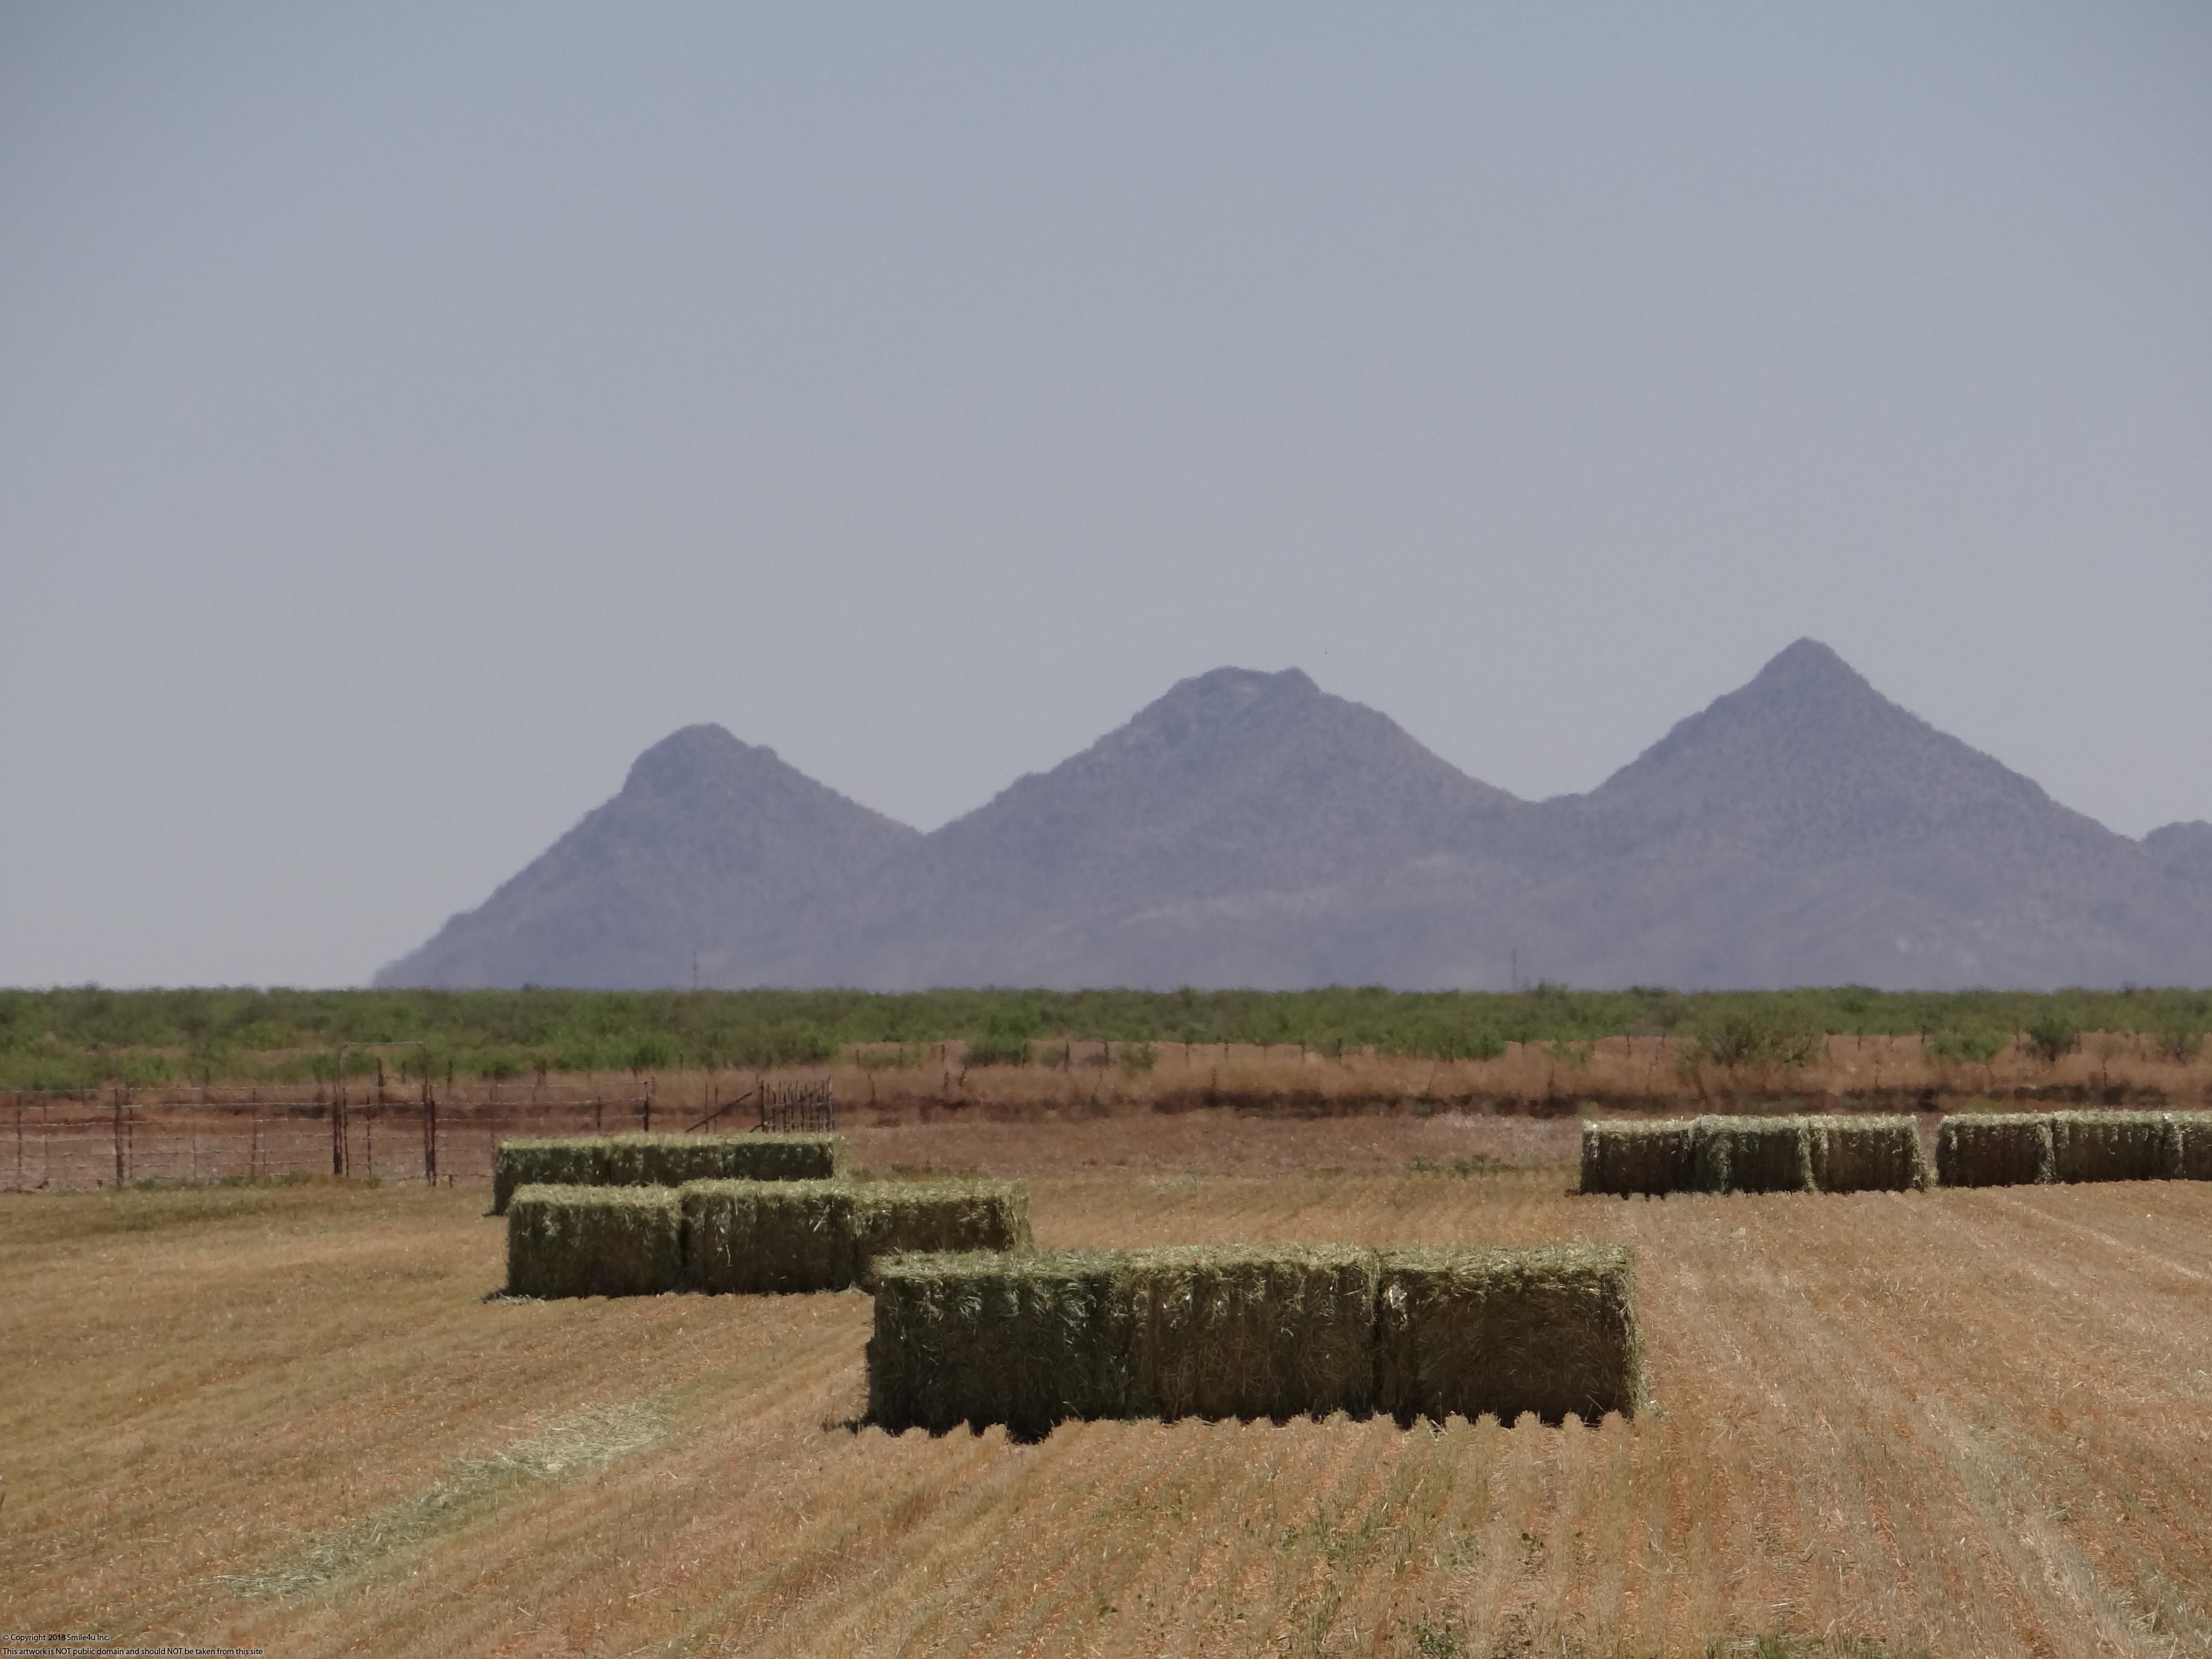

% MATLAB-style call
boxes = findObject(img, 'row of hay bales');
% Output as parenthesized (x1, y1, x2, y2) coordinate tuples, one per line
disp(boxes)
(1580, 1114, 1932, 1196)
(865, 1242, 1646, 1436)
(1935, 1110, 2212, 1187)
(491, 1131, 848, 1215)
(504, 1177, 1031, 1298)
(1581, 1109, 2212, 1196)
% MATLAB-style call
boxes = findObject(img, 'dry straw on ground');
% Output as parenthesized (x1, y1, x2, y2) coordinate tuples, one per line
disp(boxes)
(866, 1242, 1642, 1436)
(491, 1132, 847, 1213)
(1582, 1114, 1931, 1197)
(504, 1184, 684, 1299)
(1374, 1242, 1646, 1426)
(681, 1178, 1031, 1295)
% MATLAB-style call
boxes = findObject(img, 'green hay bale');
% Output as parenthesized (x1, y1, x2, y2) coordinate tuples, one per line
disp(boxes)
(1375, 1244, 1646, 1426)
(504, 1184, 683, 1299)
(679, 1178, 1032, 1294)
(1935, 1113, 2055, 1187)
(867, 1250, 1132, 1436)
(490, 1131, 847, 1213)
(847, 1180, 1032, 1289)
(682, 1179, 857, 1293)
(1578, 1120, 1697, 1197)
(1806, 1116, 1932, 1193)
(1691, 1116, 1815, 1195)
(491, 1138, 601, 1215)
(1121, 1245, 1379, 1422)
(2171, 1113, 2212, 1182)
(2050, 1111, 2177, 1184)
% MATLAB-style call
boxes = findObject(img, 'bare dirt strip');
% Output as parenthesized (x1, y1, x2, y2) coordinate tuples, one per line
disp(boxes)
(5, 1116, 2210, 1657)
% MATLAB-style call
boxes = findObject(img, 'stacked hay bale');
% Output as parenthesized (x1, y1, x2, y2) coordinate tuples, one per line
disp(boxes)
(1934, 1113, 2056, 1187)
(1578, 1121, 1697, 1197)
(1583, 1114, 1931, 1197)
(1690, 1116, 1815, 1195)
(682, 1179, 856, 1295)
(680, 1178, 1031, 1295)
(1806, 1116, 1933, 1193)
(2172, 1113, 2212, 1181)
(492, 1131, 846, 1214)
(866, 1249, 1133, 1438)
(1122, 1245, 1378, 1422)
(508, 1173, 1030, 1298)
(865, 1242, 1646, 1436)
(848, 1180, 1031, 1289)
(504, 1185, 685, 1299)
(1375, 1244, 1646, 1426)
(2051, 1111, 2180, 1184)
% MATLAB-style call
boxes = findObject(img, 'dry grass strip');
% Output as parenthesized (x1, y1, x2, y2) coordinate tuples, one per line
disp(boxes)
(491, 1131, 847, 1213)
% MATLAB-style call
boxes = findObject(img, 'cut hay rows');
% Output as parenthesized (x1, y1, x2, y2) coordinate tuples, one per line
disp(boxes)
(865, 1243, 1644, 1436)
(1580, 1114, 1931, 1196)
(680, 1178, 1031, 1295)
(1375, 1243, 1646, 1426)
(491, 1132, 847, 1213)
(504, 1185, 684, 1299)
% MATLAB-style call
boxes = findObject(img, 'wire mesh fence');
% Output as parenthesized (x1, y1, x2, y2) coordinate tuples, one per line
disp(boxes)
(1, 1076, 840, 1195)
(1, 1088, 649, 1193)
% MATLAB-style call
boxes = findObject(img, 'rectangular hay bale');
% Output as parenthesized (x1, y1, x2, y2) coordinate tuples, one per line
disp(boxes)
(1934, 1113, 2055, 1188)
(504, 1184, 684, 1299)
(847, 1180, 1033, 1288)
(1375, 1244, 1646, 1425)
(682, 1179, 857, 1293)
(491, 1131, 847, 1213)
(867, 1250, 1132, 1437)
(1579, 1120, 1697, 1197)
(1806, 1116, 1932, 1193)
(1692, 1116, 1815, 1195)
(1121, 1245, 1379, 1422)
(2171, 1112, 2212, 1182)
(491, 1137, 602, 1215)
(2050, 1111, 2177, 1184)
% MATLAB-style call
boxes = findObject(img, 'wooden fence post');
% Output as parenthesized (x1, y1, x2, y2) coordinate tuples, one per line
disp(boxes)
(113, 1089, 124, 1187)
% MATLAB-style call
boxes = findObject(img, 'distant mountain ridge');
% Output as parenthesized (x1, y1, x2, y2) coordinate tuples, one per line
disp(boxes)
(374, 642, 2212, 991)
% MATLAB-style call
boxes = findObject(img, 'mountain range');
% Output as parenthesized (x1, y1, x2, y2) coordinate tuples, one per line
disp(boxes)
(374, 640, 2212, 991)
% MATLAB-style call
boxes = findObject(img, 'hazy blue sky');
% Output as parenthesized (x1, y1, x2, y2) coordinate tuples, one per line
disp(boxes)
(4, 3, 2208, 987)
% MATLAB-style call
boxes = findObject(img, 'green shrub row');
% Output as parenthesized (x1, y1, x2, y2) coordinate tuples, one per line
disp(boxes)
(8, 984, 2208, 1089)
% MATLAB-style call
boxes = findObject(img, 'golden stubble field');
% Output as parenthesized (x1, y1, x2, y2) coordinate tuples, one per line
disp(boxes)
(6, 1116, 2212, 1658)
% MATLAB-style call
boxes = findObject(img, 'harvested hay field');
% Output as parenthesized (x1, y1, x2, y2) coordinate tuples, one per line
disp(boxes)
(11, 1116, 2212, 1657)
(489, 1130, 846, 1214)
